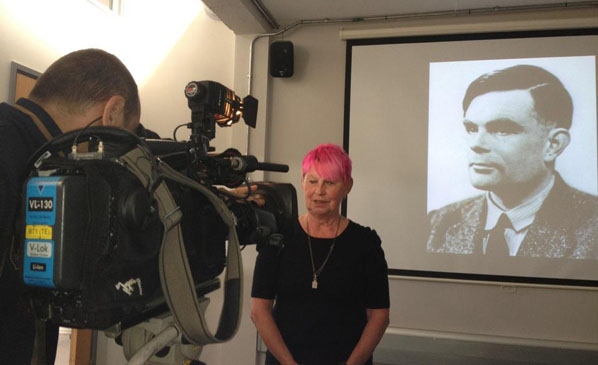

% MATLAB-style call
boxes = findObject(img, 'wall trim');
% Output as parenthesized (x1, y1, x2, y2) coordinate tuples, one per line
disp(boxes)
(340, 8, 598, 40)
(384, 327, 598, 350)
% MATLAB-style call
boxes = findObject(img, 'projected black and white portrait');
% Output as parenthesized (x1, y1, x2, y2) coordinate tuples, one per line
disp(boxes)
(426, 57, 598, 259)
(347, 33, 598, 282)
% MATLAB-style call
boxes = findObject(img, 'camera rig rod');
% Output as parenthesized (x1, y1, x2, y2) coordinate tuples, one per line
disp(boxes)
(126, 325, 180, 365)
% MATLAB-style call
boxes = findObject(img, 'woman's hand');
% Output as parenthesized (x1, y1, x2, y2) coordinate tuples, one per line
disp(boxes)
(345, 308, 389, 365)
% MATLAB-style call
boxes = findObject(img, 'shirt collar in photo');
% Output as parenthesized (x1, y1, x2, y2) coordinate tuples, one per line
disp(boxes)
(16, 97, 63, 138)
(485, 174, 555, 232)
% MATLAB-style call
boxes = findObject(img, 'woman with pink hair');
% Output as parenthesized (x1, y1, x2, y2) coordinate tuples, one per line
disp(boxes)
(251, 144, 390, 365)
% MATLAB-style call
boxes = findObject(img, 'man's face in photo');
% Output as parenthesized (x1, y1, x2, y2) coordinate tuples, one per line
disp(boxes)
(463, 89, 553, 194)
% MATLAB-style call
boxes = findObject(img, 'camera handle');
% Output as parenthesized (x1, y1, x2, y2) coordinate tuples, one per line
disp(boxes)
(188, 104, 215, 155)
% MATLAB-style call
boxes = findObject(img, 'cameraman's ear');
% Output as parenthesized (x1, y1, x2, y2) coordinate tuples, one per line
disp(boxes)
(101, 95, 127, 129)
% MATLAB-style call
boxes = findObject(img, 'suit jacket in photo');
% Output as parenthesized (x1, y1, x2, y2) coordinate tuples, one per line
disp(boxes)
(426, 174, 598, 259)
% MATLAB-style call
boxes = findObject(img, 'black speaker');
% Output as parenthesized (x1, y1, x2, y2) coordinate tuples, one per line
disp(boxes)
(269, 41, 294, 78)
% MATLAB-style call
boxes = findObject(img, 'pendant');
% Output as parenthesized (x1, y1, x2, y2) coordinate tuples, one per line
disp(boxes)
(312, 279, 318, 289)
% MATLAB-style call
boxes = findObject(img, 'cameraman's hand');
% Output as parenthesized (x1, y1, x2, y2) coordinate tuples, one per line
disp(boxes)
(219, 185, 266, 206)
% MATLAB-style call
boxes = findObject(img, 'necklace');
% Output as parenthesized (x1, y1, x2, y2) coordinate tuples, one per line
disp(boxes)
(306, 215, 341, 290)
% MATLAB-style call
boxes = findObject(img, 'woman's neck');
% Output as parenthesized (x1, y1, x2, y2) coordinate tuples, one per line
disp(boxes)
(301, 213, 344, 238)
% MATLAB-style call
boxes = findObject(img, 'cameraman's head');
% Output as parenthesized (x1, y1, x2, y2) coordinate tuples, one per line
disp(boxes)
(29, 48, 140, 132)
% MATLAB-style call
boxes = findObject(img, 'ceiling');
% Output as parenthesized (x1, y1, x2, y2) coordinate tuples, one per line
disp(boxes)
(202, 0, 597, 34)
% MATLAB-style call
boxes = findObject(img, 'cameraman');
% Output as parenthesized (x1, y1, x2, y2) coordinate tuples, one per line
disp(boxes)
(0, 48, 140, 364)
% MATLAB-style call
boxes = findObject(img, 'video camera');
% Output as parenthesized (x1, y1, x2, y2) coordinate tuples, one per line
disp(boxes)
(19, 81, 297, 363)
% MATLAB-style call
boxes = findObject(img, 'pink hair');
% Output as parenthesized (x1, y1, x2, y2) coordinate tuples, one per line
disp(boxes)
(302, 144, 352, 182)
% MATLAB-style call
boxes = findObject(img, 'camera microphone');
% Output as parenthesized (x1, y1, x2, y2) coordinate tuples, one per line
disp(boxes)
(229, 156, 289, 173)
(255, 161, 289, 173)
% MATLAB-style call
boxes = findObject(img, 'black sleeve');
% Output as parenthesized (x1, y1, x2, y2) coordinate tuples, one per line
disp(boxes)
(0, 125, 25, 247)
(251, 244, 280, 300)
(0, 164, 12, 239)
(363, 230, 390, 309)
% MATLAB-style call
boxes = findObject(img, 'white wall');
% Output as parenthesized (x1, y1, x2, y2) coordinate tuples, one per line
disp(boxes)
(232, 6, 598, 364)
(0, 0, 236, 150)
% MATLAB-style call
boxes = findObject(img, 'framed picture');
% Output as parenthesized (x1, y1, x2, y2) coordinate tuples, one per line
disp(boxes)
(8, 61, 41, 104)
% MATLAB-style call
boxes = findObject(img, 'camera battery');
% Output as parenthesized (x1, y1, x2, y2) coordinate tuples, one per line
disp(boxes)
(23, 175, 89, 289)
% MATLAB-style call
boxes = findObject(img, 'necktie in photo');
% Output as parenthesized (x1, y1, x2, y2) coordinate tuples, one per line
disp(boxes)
(485, 213, 511, 256)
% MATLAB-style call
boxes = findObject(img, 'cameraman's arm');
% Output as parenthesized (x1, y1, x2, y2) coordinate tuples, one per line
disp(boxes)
(251, 298, 298, 365)
(0, 167, 10, 240)
(0, 146, 21, 270)
(134, 123, 160, 139)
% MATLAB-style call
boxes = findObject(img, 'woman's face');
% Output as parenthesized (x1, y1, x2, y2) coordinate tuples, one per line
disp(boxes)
(301, 165, 352, 218)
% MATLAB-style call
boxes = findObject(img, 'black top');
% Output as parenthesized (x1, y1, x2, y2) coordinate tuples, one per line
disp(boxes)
(0, 98, 62, 364)
(252, 219, 390, 364)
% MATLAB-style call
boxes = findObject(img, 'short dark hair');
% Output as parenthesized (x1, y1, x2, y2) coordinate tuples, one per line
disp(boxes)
(30, 48, 140, 126)
(462, 64, 573, 129)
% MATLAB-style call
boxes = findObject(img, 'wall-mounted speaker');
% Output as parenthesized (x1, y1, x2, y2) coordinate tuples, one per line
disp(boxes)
(269, 41, 294, 78)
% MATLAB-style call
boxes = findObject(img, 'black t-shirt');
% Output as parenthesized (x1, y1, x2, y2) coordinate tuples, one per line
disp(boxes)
(252, 219, 390, 364)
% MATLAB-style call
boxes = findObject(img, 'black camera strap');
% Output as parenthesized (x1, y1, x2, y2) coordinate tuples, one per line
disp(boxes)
(119, 147, 242, 345)
(12, 103, 54, 142)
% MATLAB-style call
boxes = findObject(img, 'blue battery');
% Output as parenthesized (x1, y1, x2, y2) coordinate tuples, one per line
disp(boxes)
(23, 175, 88, 289)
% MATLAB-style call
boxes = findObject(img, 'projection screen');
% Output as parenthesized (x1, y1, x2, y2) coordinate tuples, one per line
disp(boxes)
(344, 29, 598, 286)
